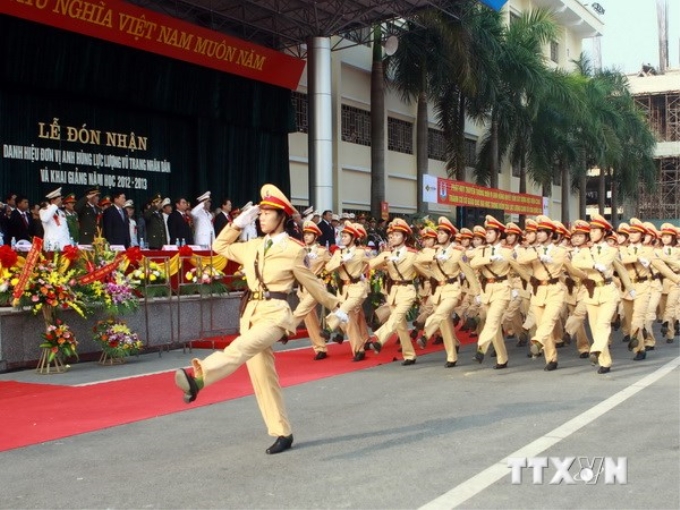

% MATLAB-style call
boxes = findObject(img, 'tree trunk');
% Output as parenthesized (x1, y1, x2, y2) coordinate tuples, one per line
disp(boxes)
(416, 89, 428, 213)
(560, 161, 570, 224)
(519, 154, 527, 229)
(578, 171, 587, 219)
(456, 91, 466, 182)
(370, 26, 386, 219)
(598, 167, 606, 215)
(490, 116, 499, 189)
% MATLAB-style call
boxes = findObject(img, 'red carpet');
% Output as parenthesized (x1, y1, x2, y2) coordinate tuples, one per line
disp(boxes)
(0, 331, 476, 452)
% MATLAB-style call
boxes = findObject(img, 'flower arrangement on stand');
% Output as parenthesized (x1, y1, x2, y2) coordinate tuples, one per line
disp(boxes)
(92, 318, 143, 365)
(38, 318, 78, 373)
(129, 260, 170, 298)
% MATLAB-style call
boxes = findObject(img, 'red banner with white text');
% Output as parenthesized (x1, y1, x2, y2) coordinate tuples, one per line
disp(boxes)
(1, 0, 305, 90)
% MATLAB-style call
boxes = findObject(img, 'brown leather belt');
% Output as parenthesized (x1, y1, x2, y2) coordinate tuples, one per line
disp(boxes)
(341, 277, 362, 284)
(536, 278, 560, 286)
(630, 276, 651, 283)
(392, 280, 414, 286)
(482, 276, 507, 284)
(439, 276, 460, 286)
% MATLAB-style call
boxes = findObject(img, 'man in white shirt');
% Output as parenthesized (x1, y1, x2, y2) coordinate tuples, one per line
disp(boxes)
(161, 197, 172, 244)
(39, 187, 71, 250)
(125, 200, 138, 247)
(191, 191, 214, 247)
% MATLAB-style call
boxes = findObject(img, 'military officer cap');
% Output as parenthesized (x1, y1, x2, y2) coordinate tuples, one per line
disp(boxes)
(341, 220, 361, 239)
(259, 184, 297, 217)
(571, 219, 590, 235)
(484, 215, 505, 232)
(524, 218, 538, 232)
(388, 218, 412, 236)
(161, 197, 171, 208)
(606, 232, 618, 244)
(124, 200, 134, 209)
(331, 214, 340, 222)
(99, 195, 112, 207)
(301, 206, 314, 216)
(459, 227, 473, 239)
(628, 217, 647, 235)
(553, 220, 569, 238)
(437, 216, 457, 235)
(505, 222, 522, 236)
(86, 186, 101, 197)
(617, 222, 630, 236)
(354, 223, 368, 239)
(340, 212, 350, 220)
(660, 223, 677, 237)
(46, 187, 62, 200)
(63, 193, 76, 204)
(420, 227, 438, 239)
(472, 225, 486, 238)
(589, 213, 613, 232)
(536, 215, 555, 232)
(302, 220, 322, 237)
(151, 192, 162, 203)
(643, 221, 659, 239)
(196, 191, 211, 203)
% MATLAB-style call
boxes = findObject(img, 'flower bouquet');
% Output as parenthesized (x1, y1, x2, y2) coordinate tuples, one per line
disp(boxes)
(93, 318, 143, 365)
(37, 318, 77, 373)
(129, 260, 170, 298)
(181, 265, 228, 295)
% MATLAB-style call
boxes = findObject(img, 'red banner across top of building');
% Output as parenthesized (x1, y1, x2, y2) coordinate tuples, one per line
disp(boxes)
(1, 0, 306, 90)
(423, 174, 543, 215)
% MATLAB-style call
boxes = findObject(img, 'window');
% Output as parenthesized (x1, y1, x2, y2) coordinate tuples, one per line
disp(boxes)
(291, 92, 308, 133)
(341, 105, 371, 146)
(428, 128, 447, 161)
(464, 138, 477, 167)
(550, 41, 559, 63)
(388, 117, 413, 154)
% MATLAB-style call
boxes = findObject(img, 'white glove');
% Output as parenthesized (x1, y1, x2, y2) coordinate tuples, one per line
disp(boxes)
(435, 252, 448, 262)
(490, 254, 504, 262)
(341, 252, 353, 263)
(594, 263, 607, 273)
(511, 289, 519, 300)
(539, 255, 553, 264)
(638, 257, 650, 268)
(306, 252, 318, 260)
(333, 309, 349, 324)
(474, 295, 482, 305)
(389, 255, 400, 262)
(629, 289, 637, 299)
(233, 204, 259, 229)
(459, 273, 466, 281)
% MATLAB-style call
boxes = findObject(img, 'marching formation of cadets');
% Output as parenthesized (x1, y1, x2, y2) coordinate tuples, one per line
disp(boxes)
(296, 213, 680, 375)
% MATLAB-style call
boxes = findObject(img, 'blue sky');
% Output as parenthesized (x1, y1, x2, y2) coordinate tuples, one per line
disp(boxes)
(582, 0, 679, 74)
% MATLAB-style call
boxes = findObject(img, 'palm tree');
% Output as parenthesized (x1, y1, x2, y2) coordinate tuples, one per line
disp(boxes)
(370, 25, 386, 219)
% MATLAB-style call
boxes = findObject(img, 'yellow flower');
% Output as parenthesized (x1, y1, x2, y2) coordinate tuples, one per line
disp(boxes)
(149, 274, 157, 282)
(10, 278, 19, 286)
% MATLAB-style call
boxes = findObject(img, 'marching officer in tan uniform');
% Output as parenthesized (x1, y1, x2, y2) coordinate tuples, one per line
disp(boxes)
(292, 220, 332, 360)
(516, 216, 568, 371)
(619, 218, 654, 361)
(500, 222, 527, 345)
(368, 218, 419, 365)
(563, 220, 592, 357)
(410, 227, 437, 341)
(469, 216, 517, 369)
(414, 217, 479, 367)
(571, 214, 629, 373)
(324, 221, 370, 361)
(657, 223, 680, 343)
(174, 184, 341, 455)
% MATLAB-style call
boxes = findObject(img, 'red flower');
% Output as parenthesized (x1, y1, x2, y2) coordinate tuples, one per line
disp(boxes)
(178, 245, 194, 257)
(62, 245, 80, 261)
(0, 245, 18, 268)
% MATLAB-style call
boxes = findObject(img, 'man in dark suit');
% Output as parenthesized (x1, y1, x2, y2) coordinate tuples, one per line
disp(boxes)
(167, 197, 194, 245)
(102, 191, 131, 247)
(6, 195, 33, 242)
(74, 187, 101, 243)
(317, 209, 336, 247)
(213, 197, 233, 238)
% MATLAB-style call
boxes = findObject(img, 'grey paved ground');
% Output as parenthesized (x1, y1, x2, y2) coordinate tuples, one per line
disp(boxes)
(0, 325, 678, 510)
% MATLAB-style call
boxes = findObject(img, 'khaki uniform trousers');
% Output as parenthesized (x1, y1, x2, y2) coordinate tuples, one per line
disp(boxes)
(622, 280, 651, 354)
(530, 283, 564, 363)
(564, 285, 590, 354)
(374, 285, 417, 360)
(501, 293, 524, 337)
(661, 282, 680, 339)
(326, 281, 369, 355)
(644, 279, 663, 347)
(293, 289, 326, 354)
(476, 282, 510, 364)
(423, 283, 462, 363)
(193, 301, 292, 437)
(586, 283, 620, 369)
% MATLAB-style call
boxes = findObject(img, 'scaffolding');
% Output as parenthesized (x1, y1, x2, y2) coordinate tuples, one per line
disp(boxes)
(634, 92, 680, 143)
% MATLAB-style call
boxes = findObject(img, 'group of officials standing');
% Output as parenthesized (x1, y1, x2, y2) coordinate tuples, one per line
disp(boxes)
(173, 184, 680, 457)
